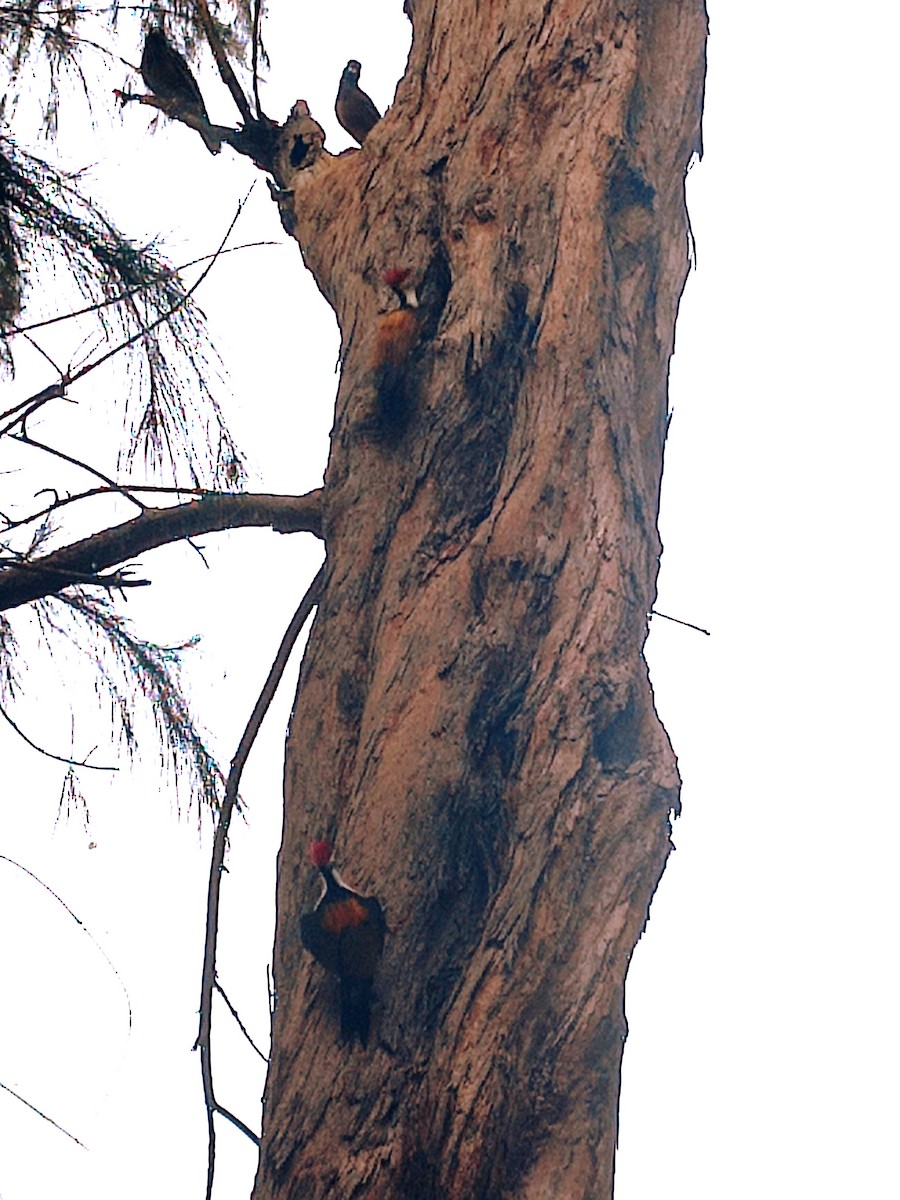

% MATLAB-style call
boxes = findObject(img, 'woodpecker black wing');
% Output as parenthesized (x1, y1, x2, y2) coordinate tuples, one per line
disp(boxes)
(335, 895, 385, 1045)
(301, 890, 386, 1045)
(140, 29, 220, 154)
(335, 895, 386, 978)
(300, 908, 341, 974)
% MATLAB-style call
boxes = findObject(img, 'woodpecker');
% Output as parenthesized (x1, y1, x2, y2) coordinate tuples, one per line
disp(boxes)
(335, 59, 382, 146)
(372, 267, 420, 432)
(300, 840, 386, 1046)
(140, 28, 220, 155)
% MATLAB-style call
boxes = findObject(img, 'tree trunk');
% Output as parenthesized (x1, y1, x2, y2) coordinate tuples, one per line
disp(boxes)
(254, 2, 706, 1196)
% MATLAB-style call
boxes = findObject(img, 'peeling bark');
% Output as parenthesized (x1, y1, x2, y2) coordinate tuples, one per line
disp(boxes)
(256, 2, 706, 1197)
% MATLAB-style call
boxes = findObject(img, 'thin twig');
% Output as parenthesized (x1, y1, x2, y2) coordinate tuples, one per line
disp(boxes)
(1, 484, 206, 536)
(0, 558, 149, 595)
(215, 1103, 260, 1145)
(114, 87, 234, 146)
(0, 382, 67, 431)
(0, 191, 253, 442)
(195, 562, 325, 1198)
(3, 242, 277, 339)
(0, 1080, 87, 1149)
(1, 482, 264, 538)
(56, 189, 253, 387)
(214, 979, 268, 1062)
(649, 608, 710, 636)
(204, 1103, 216, 1200)
(0, 701, 117, 770)
(21, 331, 65, 376)
(251, 0, 264, 118)
(0, 854, 133, 1028)
(196, 0, 254, 125)
(15, 431, 147, 512)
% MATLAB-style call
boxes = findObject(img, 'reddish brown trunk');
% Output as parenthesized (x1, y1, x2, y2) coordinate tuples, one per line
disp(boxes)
(254, 2, 706, 1196)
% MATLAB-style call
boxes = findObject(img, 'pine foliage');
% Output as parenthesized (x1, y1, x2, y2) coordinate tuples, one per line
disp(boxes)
(0, 1, 262, 813)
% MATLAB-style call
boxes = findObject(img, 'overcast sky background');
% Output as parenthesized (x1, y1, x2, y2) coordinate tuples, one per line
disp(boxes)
(1, 3, 896, 1198)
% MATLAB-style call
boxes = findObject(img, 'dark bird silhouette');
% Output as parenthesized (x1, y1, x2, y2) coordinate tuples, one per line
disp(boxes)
(335, 59, 382, 146)
(300, 840, 386, 1046)
(140, 28, 220, 155)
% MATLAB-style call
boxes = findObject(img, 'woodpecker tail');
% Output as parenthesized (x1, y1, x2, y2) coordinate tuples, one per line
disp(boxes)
(340, 976, 375, 1046)
(373, 360, 411, 435)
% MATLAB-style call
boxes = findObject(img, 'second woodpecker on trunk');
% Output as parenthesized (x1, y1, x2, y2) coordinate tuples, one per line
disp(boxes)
(372, 267, 420, 435)
(300, 840, 386, 1046)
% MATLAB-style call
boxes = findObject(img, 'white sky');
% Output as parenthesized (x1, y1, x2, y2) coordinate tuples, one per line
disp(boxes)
(0, 3, 896, 1198)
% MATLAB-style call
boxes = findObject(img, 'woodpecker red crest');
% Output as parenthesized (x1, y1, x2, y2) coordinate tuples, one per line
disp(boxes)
(300, 840, 386, 1046)
(309, 839, 334, 869)
(383, 267, 419, 309)
(335, 59, 382, 146)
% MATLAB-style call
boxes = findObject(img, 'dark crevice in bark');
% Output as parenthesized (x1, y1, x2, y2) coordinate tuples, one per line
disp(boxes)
(416, 281, 535, 566)
(591, 679, 642, 770)
(398, 1148, 449, 1200)
(405, 781, 507, 1036)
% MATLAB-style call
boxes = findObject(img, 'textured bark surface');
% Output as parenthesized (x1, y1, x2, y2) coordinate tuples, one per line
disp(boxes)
(254, 2, 706, 1197)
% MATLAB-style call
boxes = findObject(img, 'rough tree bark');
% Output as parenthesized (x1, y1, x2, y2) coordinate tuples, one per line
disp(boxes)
(255, 2, 706, 1196)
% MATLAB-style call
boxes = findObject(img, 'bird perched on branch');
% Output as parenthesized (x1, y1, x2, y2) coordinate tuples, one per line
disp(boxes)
(300, 840, 386, 1046)
(140, 28, 220, 155)
(372, 267, 420, 433)
(335, 59, 382, 146)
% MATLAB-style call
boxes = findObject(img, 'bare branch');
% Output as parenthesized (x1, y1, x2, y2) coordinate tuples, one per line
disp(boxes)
(21, 330, 64, 375)
(0, 382, 68, 435)
(196, 0, 254, 126)
(4, 241, 277, 339)
(14, 429, 147, 511)
(251, 0, 264, 117)
(114, 88, 235, 149)
(214, 979, 268, 1062)
(62, 188, 252, 388)
(0, 853, 132, 1029)
(649, 608, 711, 636)
(0, 1079, 87, 1149)
(204, 1103, 216, 1200)
(115, 86, 280, 174)
(0, 489, 324, 612)
(2, 484, 160, 536)
(3, 482, 277, 538)
(195, 563, 325, 1193)
(0, 700, 117, 769)
(215, 1103, 260, 1146)
(2, 188, 251, 452)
